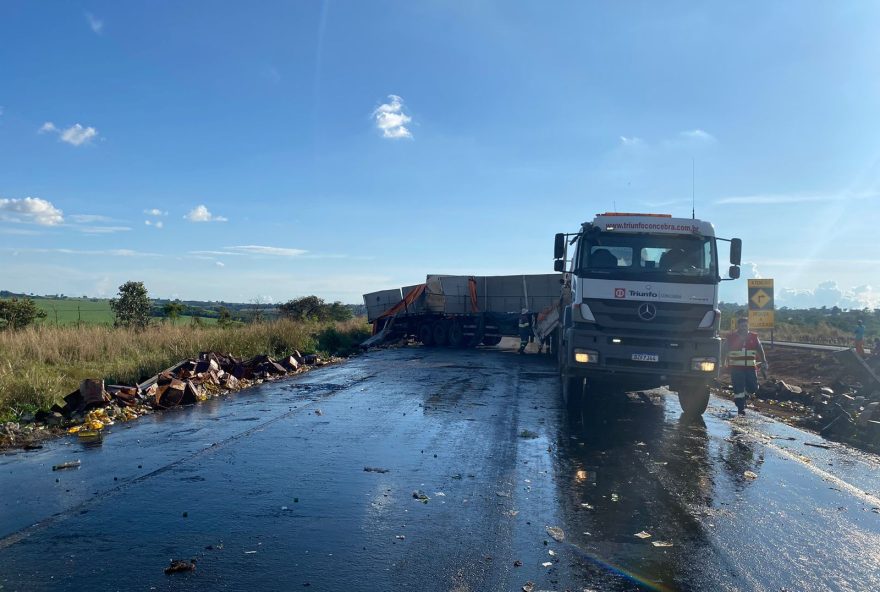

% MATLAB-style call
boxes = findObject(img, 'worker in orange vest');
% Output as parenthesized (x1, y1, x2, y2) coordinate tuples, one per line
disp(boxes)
(722, 316, 768, 415)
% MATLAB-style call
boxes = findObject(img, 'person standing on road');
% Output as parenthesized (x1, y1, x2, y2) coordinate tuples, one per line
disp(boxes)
(722, 317, 768, 416)
(854, 320, 866, 357)
(518, 308, 532, 354)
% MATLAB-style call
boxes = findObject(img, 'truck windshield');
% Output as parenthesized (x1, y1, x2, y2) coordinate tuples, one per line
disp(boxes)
(577, 232, 717, 282)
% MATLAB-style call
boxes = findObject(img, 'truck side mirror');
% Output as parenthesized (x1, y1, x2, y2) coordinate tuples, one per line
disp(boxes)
(728, 265, 740, 279)
(730, 238, 742, 265)
(554, 259, 565, 272)
(554, 233, 565, 260)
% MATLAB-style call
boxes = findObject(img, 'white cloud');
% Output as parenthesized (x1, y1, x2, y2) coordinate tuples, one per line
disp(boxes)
(4, 247, 159, 257)
(39, 122, 98, 146)
(69, 214, 113, 223)
(0, 197, 64, 225)
(215, 261, 225, 267)
(184, 205, 228, 222)
(679, 129, 716, 142)
(373, 95, 413, 139)
(224, 245, 308, 257)
(61, 124, 98, 146)
(145, 219, 164, 229)
(715, 190, 877, 206)
(778, 281, 880, 309)
(74, 225, 131, 234)
(143, 208, 167, 216)
(85, 12, 103, 34)
(189, 250, 245, 257)
(619, 136, 644, 146)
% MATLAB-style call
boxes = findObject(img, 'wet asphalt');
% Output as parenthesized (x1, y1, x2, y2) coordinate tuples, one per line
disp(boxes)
(1, 343, 879, 592)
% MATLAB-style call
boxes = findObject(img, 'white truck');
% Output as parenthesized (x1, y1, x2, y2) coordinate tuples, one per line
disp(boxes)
(551, 212, 742, 416)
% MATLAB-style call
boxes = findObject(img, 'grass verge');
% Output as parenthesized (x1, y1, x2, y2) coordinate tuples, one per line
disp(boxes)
(0, 318, 371, 421)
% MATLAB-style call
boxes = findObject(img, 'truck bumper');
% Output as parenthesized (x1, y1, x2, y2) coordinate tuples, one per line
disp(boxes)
(563, 325, 720, 391)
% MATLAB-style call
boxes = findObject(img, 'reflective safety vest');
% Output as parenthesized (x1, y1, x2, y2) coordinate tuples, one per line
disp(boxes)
(518, 315, 530, 330)
(727, 331, 760, 368)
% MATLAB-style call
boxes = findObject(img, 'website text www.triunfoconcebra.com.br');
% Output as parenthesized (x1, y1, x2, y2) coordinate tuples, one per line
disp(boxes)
(605, 222, 700, 233)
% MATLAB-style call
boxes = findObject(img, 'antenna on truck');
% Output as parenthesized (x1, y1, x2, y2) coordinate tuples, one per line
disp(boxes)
(691, 157, 696, 219)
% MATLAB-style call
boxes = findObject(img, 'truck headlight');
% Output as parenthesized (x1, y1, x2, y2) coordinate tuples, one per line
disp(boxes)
(574, 349, 599, 364)
(698, 309, 720, 329)
(691, 357, 717, 372)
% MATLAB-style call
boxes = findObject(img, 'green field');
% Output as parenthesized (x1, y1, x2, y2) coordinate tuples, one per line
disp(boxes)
(34, 298, 114, 325)
(30, 298, 219, 326)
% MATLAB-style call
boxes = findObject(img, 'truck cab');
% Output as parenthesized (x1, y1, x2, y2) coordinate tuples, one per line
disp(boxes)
(554, 212, 742, 416)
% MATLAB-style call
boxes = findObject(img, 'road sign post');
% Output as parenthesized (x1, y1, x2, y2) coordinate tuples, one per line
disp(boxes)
(748, 279, 775, 345)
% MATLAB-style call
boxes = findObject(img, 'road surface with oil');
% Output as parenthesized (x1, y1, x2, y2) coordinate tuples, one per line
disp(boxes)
(2, 344, 879, 591)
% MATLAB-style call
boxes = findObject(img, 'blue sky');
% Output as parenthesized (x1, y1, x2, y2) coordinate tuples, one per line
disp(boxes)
(1, 1, 878, 307)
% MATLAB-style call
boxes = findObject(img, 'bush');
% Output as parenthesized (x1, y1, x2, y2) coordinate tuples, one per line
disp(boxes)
(0, 298, 47, 330)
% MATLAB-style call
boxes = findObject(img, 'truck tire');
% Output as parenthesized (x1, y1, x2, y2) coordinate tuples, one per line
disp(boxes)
(418, 324, 435, 346)
(677, 385, 710, 416)
(481, 335, 502, 346)
(448, 321, 465, 347)
(433, 321, 449, 346)
(561, 373, 583, 411)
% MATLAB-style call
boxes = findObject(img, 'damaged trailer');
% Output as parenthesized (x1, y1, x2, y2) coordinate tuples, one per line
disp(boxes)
(363, 274, 563, 348)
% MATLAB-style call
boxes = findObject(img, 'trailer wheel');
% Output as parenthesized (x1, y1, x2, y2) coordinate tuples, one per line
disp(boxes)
(432, 321, 449, 346)
(562, 373, 584, 411)
(418, 324, 435, 346)
(448, 321, 465, 347)
(677, 384, 710, 416)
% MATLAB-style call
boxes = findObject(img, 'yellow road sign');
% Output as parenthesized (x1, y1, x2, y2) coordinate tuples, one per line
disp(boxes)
(750, 289, 771, 309)
(749, 310, 774, 329)
(748, 279, 774, 310)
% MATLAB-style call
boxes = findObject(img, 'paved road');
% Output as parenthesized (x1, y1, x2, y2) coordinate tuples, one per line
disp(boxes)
(2, 345, 880, 591)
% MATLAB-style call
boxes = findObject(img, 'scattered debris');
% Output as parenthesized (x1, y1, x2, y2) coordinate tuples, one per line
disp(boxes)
(744, 471, 758, 480)
(541, 561, 553, 567)
(546, 526, 565, 542)
(364, 466, 390, 473)
(610, 493, 619, 502)
(652, 541, 674, 548)
(519, 429, 539, 439)
(513, 560, 523, 567)
(315, 409, 324, 416)
(412, 490, 430, 503)
(634, 531, 652, 539)
(522, 581, 535, 592)
(395, 535, 406, 540)
(2, 350, 338, 452)
(164, 559, 196, 575)
(52, 460, 81, 471)
(244, 550, 257, 554)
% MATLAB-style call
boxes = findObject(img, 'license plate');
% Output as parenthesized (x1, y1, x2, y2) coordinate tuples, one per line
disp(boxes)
(632, 353, 659, 362)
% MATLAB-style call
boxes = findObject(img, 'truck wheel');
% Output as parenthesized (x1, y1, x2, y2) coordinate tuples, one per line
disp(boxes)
(433, 321, 449, 346)
(562, 373, 583, 411)
(677, 385, 710, 416)
(418, 324, 435, 346)
(448, 321, 465, 347)
(481, 335, 502, 346)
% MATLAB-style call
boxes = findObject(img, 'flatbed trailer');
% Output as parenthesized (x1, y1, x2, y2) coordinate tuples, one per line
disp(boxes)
(363, 274, 562, 348)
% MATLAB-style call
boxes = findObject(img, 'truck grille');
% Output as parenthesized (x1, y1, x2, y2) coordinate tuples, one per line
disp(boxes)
(605, 357, 684, 371)
(585, 298, 712, 334)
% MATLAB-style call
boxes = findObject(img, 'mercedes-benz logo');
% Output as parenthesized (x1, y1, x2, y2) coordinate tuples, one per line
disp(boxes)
(637, 302, 657, 321)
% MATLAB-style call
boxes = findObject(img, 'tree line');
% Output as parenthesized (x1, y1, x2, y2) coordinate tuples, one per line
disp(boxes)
(0, 281, 359, 330)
